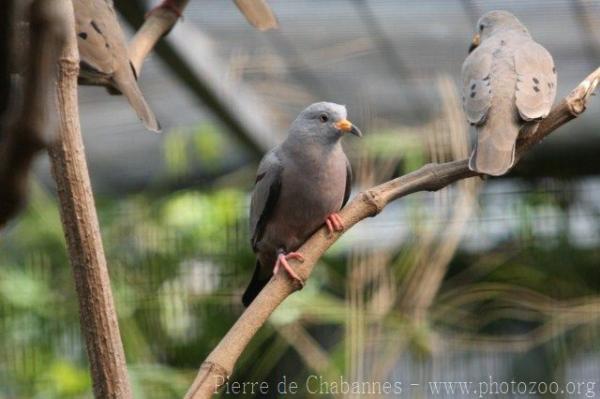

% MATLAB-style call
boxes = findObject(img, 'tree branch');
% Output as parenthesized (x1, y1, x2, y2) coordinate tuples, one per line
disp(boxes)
(233, 0, 279, 31)
(128, 0, 190, 76)
(0, 0, 190, 228)
(47, 1, 132, 397)
(183, 66, 600, 399)
(44, 1, 192, 396)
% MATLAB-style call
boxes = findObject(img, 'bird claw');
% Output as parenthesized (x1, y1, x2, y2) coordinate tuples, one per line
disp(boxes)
(325, 213, 344, 236)
(146, 0, 183, 18)
(273, 252, 305, 287)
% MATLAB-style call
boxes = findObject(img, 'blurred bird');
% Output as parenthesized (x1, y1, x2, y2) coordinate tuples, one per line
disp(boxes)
(462, 10, 556, 176)
(73, 0, 160, 132)
(243, 102, 362, 307)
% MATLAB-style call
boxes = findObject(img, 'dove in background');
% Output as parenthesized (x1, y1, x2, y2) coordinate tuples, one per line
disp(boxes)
(462, 10, 557, 176)
(73, 0, 160, 132)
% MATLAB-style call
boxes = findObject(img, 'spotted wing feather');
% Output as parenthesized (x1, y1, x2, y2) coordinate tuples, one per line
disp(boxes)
(514, 41, 557, 121)
(73, 0, 160, 131)
(73, 0, 118, 83)
(461, 48, 493, 125)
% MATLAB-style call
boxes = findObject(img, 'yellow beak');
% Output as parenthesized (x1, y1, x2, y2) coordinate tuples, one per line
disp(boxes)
(334, 119, 363, 137)
(469, 33, 481, 53)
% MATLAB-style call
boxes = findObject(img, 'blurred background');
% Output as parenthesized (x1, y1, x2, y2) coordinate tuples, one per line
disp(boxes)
(1, 0, 600, 397)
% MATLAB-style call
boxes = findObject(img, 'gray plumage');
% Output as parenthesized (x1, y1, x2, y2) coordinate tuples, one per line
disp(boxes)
(73, 0, 160, 132)
(243, 102, 360, 306)
(462, 10, 556, 176)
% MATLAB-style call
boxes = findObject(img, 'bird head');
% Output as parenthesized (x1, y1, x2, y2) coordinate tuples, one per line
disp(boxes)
(290, 102, 362, 144)
(469, 10, 530, 53)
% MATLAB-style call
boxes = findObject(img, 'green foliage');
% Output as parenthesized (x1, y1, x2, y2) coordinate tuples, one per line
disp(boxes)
(163, 123, 226, 178)
(1, 170, 599, 398)
(0, 185, 250, 398)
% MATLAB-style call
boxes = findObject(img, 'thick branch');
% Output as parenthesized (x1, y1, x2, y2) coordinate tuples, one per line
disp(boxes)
(0, 0, 67, 228)
(183, 67, 600, 399)
(126, 0, 279, 75)
(128, 0, 189, 76)
(38, 0, 193, 396)
(118, 0, 279, 156)
(47, 1, 132, 397)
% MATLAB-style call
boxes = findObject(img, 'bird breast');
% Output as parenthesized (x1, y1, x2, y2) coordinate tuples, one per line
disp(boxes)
(267, 147, 347, 251)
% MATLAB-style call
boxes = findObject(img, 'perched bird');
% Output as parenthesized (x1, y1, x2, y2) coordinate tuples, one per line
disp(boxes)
(462, 10, 556, 176)
(73, 0, 160, 132)
(243, 102, 362, 307)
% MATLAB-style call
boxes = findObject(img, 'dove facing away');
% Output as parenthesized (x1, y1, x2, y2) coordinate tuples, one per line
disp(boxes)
(243, 102, 362, 307)
(73, 0, 160, 132)
(462, 10, 557, 176)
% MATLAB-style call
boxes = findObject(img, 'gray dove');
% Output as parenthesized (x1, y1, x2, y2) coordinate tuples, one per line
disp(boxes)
(462, 10, 557, 176)
(73, 0, 160, 132)
(243, 102, 362, 306)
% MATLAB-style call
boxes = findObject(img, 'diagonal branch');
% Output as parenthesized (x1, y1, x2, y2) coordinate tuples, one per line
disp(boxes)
(128, 0, 190, 75)
(233, 0, 279, 31)
(183, 67, 600, 399)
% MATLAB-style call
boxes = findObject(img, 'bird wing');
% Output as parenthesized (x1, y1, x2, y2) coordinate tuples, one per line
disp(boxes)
(74, 0, 160, 132)
(514, 41, 557, 121)
(461, 47, 494, 125)
(249, 150, 283, 250)
(342, 156, 352, 208)
(74, 0, 118, 80)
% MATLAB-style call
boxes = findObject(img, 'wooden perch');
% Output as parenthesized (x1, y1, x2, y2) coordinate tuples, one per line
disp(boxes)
(45, 1, 191, 398)
(129, 0, 190, 75)
(183, 67, 600, 399)
(0, 0, 68, 228)
(47, 1, 133, 397)
(120, 0, 279, 155)
(233, 0, 279, 31)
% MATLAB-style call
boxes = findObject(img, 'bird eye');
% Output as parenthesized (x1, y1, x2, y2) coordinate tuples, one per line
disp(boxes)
(479, 24, 484, 31)
(319, 114, 329, 123)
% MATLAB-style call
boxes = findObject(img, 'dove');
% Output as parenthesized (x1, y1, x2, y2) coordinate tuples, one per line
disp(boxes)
(243, 102, 362, 307)
(462, 10, 556, 176)
(73, 0, 160, 132)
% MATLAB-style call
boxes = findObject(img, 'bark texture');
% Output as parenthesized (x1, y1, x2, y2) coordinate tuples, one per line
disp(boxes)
(47, 1, 132, 397)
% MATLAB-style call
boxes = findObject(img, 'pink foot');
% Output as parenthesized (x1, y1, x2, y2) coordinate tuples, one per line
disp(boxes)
(273, 252, 305, 286)
(325, 213, 344, 235)
(146, 0, 183, 18)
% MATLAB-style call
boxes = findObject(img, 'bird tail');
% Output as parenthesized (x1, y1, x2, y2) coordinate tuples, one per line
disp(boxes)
(468, 120, 520, 176)
(242, 260, 271, 307)
(113, 71, 161, 133)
